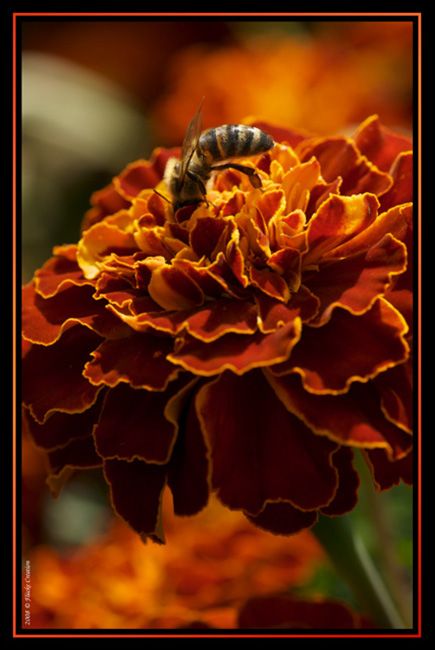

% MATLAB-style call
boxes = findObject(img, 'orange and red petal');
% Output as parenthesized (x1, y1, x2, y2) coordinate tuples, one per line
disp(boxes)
(296, 136, 391, 196)
(168, 321, 301, 376)
(83, 332, 179, 390)
(93, 383, 178, 463)
(266, 372, 412, 460)
(274, 299, 409, 394)
(249, 266, 290, 302)
(22, 282, 127, 346)
(22, 326, 103, 424)
(196, 371, 338, 515)
(328, 203, 412, 260)
(303, 193, 379, 266)
(255, 287, 319, 334)
(304, 234, 407, 325)
(353, 115, 412, 172)
(113, 148, 179, 200)
(148, 263, 205, 311)
(103, 458, 167, 542)
(379, 151, 413, 212)
(184, 297, 258, 342)
(34, 246, 90, 298)
(238, 595, 360, 629)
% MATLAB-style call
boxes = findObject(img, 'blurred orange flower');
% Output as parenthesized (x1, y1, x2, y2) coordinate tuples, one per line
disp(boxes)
(154, 24, 412, 144)
(25, 493, 324, 629)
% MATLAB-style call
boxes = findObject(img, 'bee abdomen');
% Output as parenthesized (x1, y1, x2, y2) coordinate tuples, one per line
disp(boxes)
(199, 125, 274, 162)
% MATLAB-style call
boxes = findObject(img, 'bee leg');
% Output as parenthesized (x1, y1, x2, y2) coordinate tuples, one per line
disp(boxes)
(210, 163, 262, 188)
(186, 170, 208, 198)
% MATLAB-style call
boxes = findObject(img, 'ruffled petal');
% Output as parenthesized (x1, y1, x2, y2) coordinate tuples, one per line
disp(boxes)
(353, 114, 412, 172)
(23, 392, 106, 450)
(365, 449, 413, 490)
(34, 245, 90, 298)
(245, 502, 318, 536)
(104, 458, 167, 542)
(46, 435, 101, 476)
(304, 234, 407, 325)
(168, 320, 301, 376)
(320, 448, 360, 516)
(22, 326, 103, 424)
(379, 151, 413, 211)
(196, 371, 338, 515)
(303, 193, 379, 266)
(93, 382, 182, 463)
(272, 298, 409, 394)
(266, 372, 412, 460)
(83, 332, 179, 390)
(168, 387, 211, 516)
(255, 286, 319, 334)
(22, 282, 128, 346)
(374, 360, 412, 433)
(296, 136, 391, 196)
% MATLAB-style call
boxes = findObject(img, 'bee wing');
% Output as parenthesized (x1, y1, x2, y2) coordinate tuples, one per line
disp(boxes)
(178, 98, 204, 181)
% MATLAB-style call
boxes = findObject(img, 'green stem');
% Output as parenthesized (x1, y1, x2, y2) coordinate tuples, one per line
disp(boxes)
(313, 514, 406, 629)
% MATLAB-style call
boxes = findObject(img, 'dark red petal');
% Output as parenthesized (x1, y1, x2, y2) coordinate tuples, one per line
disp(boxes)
(374, 360, 413, 433)
(320, 448, 360, 516)
(304, 234, 407, 325)
(22, 326, 102, 424)
(238, 595, 358, 629)
(249, 266, 290, 302)
(83, 332, 179, 390)
(168, 388, 210, 516)
(104, 458, 167, 541)
(82, 183, 130, 232)
(46, 435, 101, 476)
(34, 246, 90, 298)
(189, 215, 228, 258)
(196, 371, 338, 515)
(353, 115, 412, 172)
(365, 449, 413, 490)
(255, 286, 319, 333)
(245, 502, 318, 536)
(267, 248, 302, 292)
(168, 321, 301, 376)
(379, 151, 413, 212)
(23, 392, 106, 450)
(266, 372, 412, 460)
(93, 382, 183, 463)
(273, 299, 409, 394)
(115, 160, 160, 199)
(22, 282, 127, 346)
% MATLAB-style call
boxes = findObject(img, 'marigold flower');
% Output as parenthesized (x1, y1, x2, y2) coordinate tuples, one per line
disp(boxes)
(22, 114, 413, 542)
(25, 495, 323, 629)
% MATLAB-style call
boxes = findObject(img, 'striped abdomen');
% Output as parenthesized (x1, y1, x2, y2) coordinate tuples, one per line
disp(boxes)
(199, 124, 274, 164)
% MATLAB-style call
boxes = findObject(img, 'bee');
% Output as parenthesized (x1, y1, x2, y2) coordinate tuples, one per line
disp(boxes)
(163, 100, 274, 211)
